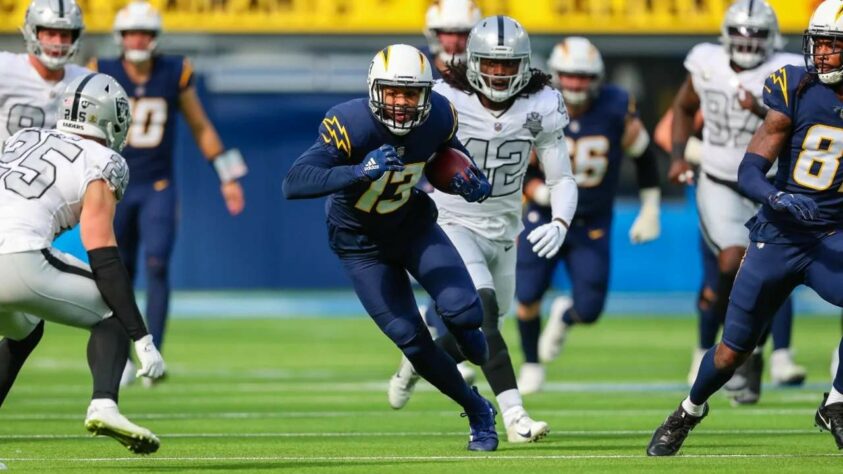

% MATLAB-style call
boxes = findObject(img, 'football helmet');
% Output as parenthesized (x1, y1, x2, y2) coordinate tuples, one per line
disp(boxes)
(367, 44, 434, 136)
(466, 16, 532, 102)
(22, 0, 84, 70)
(424, 0, 482, 64)
(57, 74, 132, 152)
(113, 1, 163, 64)
(803, 0, 843, 85)
(720, 0, 783, 69)
(547, 37, 604, 107)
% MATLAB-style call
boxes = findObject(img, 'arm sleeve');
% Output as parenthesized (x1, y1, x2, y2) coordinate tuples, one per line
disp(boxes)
(738, 152, 777, 204)
(87, 247, 149, 341)
(633, 141, 663, 189)
(282, 111, 365, 199)
(534, 89, 577, 223)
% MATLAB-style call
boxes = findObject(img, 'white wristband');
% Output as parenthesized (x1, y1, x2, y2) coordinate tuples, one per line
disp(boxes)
(212, 149, 248, 183)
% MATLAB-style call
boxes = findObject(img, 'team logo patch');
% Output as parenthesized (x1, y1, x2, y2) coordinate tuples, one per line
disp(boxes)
(522, 112, 543, 137)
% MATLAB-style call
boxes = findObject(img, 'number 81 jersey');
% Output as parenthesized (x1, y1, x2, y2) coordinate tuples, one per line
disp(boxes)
(431, 82, 568, 241)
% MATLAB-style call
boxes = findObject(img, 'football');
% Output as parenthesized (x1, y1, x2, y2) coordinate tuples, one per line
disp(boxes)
(425, 147, 474, 194)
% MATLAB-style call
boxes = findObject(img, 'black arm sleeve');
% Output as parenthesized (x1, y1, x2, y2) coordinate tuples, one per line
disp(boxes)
(87, 246, 149, 341)
(634, 141, 663, 189)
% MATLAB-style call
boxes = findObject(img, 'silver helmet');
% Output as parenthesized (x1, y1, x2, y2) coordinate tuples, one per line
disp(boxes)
(466, 15, 532, 102)
(720, 0, 783, 69)
(57, 73, 132, 152)
(22, 0, 84, 70)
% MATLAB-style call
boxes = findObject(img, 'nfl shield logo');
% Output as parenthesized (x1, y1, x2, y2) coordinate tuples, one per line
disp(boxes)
(494, 122, 502, 132)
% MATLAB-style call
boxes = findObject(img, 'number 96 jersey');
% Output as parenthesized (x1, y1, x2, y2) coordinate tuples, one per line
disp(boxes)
(431, 82, 568, 241)
(0, 52, 90, 143)
(0, 129, 129, 254)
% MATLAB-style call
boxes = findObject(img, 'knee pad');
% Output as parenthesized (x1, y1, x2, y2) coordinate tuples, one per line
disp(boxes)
(438, 295, 483, 330)
(382, 318, 431, 358)
(478, 288, 501, 336)
(572, 290, 606, 325)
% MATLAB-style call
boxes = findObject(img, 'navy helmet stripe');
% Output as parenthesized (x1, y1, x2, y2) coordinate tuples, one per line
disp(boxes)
(58, 0, 64, 18)
(70, 73, 95, 121)
(497, 16, 504, 46)
(748, 0, 754, 16)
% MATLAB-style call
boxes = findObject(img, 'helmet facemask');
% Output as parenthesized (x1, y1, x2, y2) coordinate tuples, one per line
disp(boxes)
(432, 29, 471, 64)
(24, 26, 81, 70)
(467, 54, 530, 102)
(724, 25, 773, 69)
(369, 81, 432, 136)
(555, 72, 600, 107)
(117, 30, 158, 64)
(803, 30, 843, 85)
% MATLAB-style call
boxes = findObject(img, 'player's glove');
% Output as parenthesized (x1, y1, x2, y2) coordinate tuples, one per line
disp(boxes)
(768, 191, 818, 223)
(355, 145, 404, 182)
(134, 334, 166, 379)
(527, 218, 568, 259)
(451, 166, 491, 203)
(629, 188, 661, 244)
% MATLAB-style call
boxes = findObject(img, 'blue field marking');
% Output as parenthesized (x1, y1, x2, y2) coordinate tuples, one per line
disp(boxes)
(156, 288, 841, 319)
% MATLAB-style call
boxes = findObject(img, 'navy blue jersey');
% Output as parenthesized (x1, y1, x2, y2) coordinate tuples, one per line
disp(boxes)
(526, 85, 632, 218)
(91, 55, 194, 185)
(752, 64, 843, 240)
(284, 92, 467, 244)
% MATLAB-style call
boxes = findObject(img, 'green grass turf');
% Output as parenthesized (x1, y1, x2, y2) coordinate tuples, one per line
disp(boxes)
(0, 313, 841, 472)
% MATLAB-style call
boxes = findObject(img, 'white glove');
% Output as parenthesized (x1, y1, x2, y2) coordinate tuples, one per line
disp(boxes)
(629, 188, 661, 244)
(527, 219, 568, 259)
(134, 334, 165, 379)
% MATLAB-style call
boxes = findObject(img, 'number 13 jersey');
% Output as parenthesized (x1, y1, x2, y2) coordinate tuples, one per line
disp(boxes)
(0, 129, 129, 254)
(431, 82, 568, 241)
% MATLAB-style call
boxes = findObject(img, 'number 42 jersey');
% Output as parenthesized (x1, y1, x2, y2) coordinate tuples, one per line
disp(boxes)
(431, 82, 569, 241)
(0, 129, 129, 254)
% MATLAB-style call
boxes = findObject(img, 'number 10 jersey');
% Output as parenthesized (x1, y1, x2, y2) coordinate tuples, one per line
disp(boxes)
(431, 82, 568, 241)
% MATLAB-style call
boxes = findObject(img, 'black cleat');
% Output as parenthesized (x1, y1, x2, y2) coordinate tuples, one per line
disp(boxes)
(727, 352, 763, 406)
(815, 392, 843, 449)
(647, 402, 709, 456)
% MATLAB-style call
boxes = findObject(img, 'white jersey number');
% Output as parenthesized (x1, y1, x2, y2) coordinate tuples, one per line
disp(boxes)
(0, 130, 82, 199)
(464, 138, 531, 197)
(6, 104, 46, 136)
(702, 89, 759, 149)
(567, 135, 609, 188)
(128, 98, 168, 148)
(792, 125, 843, 191)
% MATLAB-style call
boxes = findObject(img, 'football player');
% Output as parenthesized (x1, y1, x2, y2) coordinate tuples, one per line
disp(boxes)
(0, 0, 91, 143)
(388, 17, 578, 443)
(88, 1, 247, 384)
(0, 73, 165, 454)
(648, 0, 843, 455)
(666, 0, 805, 403)
(513, 37, 662, 395)
(283, 44, 499, 452)
(422, 0, 482, 78)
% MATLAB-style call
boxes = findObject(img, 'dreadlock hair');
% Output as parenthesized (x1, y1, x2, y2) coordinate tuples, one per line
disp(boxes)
(796, 70, 818, 98)
(442, 61, 553, 98)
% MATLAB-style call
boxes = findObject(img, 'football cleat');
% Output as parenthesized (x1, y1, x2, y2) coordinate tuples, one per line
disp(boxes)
(457, 362, 477, 385)
(463, 388, 499, 451)
(815, 392, 843, 449)
(505, 407, 549, 443)
(646, 402, 709, 456)
(517, 362, 545, 395)
(770, 348, 807, 386)
(687, 347, 707, 386)
(727, 352, 763, 406)
(538, 296, 572, 363)
(387, 356, 420, 410)
(84, 399, 160, 454)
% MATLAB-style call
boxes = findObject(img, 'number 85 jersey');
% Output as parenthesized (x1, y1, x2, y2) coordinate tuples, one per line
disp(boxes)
(0, 129, 129, 254)
(431, 82, 569, 241)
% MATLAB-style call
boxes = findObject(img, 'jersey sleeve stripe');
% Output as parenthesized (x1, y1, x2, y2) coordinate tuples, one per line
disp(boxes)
(447, 102, 458, 141)
(320, 116, 352, 157)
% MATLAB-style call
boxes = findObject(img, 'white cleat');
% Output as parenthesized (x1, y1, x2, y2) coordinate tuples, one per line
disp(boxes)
(387, 356, 420, 410)
(505, 407, 549, 443)
(770, 348, 807, 386)
(831, 346, 839, 382)
(84, 399, 159, 454)
(517, 363, 545, 395)
(457, 362, 476, 385)
(119, 360, 136, 388)
(538, 296, 571, 363)
(687, 347, 707, 386)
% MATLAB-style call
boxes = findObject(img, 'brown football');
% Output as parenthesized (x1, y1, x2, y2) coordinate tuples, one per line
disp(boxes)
(425, 147, 473, 194)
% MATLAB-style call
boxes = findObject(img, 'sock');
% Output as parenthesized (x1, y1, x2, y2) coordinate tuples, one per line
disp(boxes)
(405, 338, 484, 413)
(0, 321, 44, 407)
(835, 339, 843, 394)
(713, 271, 736, 323)
(87, 317, 131, 403)
(145, 257, 170, 352)
(689, 346, 738, 405)
(681, 396, 707, 417)
(481, 332, 518, 395)
(770, 299, 793, 350)
(698, 295, 719, 348)
(518, 318, 541, 364)
(497, 389, 524, 426)
(89, 397, 118, 410)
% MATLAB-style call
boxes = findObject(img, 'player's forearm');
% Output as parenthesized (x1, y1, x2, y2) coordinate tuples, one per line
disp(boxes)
(537, 141, 577, 224)
(737, 152, 777, 204)
(196, 126, 225, 162)
(671, 104, 696, 162)
(283, 148, 365, 199)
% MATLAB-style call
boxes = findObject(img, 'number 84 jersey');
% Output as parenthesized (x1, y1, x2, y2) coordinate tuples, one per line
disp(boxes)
(431, 82, 568, 241)
(0, 129, 129, 254)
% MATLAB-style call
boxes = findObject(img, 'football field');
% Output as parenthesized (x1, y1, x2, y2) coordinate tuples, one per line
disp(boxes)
(1, 309, 841, 472)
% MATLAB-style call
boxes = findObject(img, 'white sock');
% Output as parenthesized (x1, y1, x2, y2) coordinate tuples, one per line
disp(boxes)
(826, 387, 843, 406)
(496, 389, 524, 426)
(681, 396, 706, 417)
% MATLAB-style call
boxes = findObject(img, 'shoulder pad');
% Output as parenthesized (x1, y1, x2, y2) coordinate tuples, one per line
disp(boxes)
(684, 43, 720, 75)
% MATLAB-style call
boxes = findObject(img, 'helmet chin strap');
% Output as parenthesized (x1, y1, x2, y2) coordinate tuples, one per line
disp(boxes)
(562, 89, 589, 107)
(124, 48, 152, 63)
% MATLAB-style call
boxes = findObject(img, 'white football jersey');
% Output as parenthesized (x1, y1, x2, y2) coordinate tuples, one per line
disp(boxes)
(685, 43, 801, 181)
(432, 82, 569, 241)
(0, 129, 129, 254)
(0, 52, 90, 144)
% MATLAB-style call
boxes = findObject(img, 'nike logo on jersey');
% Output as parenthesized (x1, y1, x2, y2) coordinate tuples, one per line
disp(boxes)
(504, 244, 514, 252)
(363, 157, 378, 172)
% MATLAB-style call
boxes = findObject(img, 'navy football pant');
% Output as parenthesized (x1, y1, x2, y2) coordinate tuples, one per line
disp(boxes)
(114, 181, 177, 352)
(336, 223, 486, 412)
